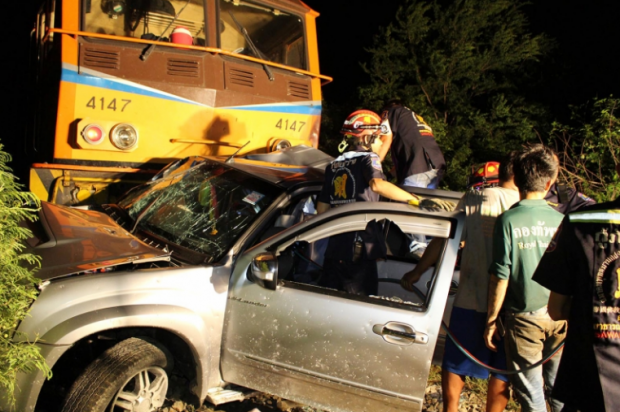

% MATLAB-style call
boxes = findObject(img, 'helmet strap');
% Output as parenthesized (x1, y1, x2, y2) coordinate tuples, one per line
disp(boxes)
(366, 135, 378, 146)
(338, 139, 349, 153)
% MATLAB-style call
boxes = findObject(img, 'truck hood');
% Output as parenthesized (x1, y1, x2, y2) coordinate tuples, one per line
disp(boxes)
(29, 202, 170, 281)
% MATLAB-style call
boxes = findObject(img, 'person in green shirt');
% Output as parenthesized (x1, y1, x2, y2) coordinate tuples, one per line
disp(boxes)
(483, 144, 566, 412)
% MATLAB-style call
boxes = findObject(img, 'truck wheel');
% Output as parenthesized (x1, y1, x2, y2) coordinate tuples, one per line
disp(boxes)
(61, 337, 169, 412)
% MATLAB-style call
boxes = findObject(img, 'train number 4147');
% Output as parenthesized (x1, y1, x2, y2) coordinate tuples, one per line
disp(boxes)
(86, 97, 132, 112)
(275, 119, 306, 132)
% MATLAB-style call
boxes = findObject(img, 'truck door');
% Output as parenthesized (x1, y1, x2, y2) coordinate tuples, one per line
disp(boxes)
(221, 203, 464, 412)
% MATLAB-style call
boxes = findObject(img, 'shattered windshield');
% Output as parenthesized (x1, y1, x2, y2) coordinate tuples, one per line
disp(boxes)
(118, 162, 282, 262)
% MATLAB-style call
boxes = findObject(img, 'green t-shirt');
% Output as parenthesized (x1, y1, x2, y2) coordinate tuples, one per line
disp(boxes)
(489, 199, 564, 312)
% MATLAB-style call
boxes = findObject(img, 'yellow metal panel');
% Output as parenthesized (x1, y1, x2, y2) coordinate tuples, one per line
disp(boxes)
(56, 82, 318, 163)
(30, 169, 49, 202)
(304, 11, 321, 75)
(29, 168, 63, 202)
(54, 81, 77, 160)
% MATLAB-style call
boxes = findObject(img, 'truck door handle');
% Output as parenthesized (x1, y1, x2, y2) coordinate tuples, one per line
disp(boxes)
(373, 322, 428, 346)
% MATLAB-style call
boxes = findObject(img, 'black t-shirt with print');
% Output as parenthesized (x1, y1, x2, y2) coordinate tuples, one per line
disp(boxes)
(384, 105, 446, 184)
(533, 199, 620, 412)
(318, 149, 385, 206)
(318, 148, 385, 260)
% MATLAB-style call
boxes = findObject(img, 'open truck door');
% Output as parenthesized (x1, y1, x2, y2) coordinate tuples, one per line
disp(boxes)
(221, 202, 464, 412)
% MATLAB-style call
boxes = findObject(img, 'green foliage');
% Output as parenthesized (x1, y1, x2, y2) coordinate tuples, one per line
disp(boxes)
(0, 143, 51, 405)
(550, 97, 620, 203)
(359, 0, 552, 190)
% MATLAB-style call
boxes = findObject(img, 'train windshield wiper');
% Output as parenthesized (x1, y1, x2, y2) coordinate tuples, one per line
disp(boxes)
(228, 10, 275, 81)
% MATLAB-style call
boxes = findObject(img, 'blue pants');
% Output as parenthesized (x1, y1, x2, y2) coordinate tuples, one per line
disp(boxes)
(442, 307, 508, 382)
(403, 170, 439, 251)
(403, 169, 439, 189)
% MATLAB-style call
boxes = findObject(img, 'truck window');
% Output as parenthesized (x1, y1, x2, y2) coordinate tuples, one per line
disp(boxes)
(218, 0, 307, 70)
(83, 0, 207, 45)
(277, 220, 445, 310)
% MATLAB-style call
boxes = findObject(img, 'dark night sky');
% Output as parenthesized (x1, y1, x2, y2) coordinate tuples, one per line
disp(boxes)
(3, 1, 620, 180)
(305, 0, 620, 111)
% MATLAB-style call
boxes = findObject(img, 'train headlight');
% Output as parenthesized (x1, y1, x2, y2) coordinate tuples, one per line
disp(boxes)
(81, 124, 105, 145)
(110, 123, 138, 150)
(270, 139, 291, 152)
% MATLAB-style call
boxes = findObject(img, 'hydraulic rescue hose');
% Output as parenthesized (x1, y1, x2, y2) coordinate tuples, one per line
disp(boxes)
(377, 278, 565, 375)
(290, 250, 565, 374)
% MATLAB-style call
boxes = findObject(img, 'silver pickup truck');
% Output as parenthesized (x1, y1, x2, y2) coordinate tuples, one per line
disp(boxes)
(2, 147, 463, 412)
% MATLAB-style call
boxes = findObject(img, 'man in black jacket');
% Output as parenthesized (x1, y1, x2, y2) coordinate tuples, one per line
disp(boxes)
(380, 100, 446, 189)
(533, 167, 619, 412)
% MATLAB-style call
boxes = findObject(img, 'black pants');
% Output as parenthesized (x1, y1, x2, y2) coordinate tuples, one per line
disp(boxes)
(322, 258, 378, 296)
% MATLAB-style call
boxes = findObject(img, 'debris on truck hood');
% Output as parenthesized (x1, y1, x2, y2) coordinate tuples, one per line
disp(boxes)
(26, 202, 170, 281)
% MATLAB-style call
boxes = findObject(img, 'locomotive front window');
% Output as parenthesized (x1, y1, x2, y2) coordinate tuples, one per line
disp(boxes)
(218, 0, 307, 70)
(83, 0, 207, 46)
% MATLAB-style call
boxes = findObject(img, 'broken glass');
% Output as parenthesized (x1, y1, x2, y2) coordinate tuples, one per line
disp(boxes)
(119, 162, 282, 261)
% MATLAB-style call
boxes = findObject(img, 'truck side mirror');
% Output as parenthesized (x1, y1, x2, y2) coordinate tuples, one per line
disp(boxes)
(248, 252, 278, 290)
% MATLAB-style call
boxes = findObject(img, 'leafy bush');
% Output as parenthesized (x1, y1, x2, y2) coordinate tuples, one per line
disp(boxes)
(359, 0, 552, 190)
(550, 97, 620, 203)
(0, 143, 51, 405)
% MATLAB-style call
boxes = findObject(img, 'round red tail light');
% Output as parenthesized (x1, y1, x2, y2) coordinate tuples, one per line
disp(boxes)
(81, 124, 105, 145)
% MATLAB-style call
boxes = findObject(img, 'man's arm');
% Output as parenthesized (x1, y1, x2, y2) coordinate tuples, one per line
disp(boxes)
(400, 238, 445, 291)
(548, 291, 572, 321)
(369, 178, 419, 203)
(377, 133, 392, 161)
(484, 274, 508, 352)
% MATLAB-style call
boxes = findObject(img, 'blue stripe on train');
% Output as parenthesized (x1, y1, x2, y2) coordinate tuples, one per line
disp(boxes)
(225, 104, 321, 116)
(61, 68, 194, 105)
(61, 68, 322, 115)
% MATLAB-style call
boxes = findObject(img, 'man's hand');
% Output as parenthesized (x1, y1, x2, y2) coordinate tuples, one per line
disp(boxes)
(400, 270, 423, 292)
(419, 198, 456, 212)
(483, 322, 500, 352)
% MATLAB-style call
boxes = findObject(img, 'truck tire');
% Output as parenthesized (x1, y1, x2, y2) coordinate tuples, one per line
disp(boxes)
(61, 337, 169, 412)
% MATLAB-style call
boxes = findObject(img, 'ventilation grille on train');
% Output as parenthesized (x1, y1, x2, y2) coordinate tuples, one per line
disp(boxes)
(288, 81, 310, 99)
(83, 48, 120, 69)
(167, 59, 200, 77)
(145, 11, 203, 35)
(229, 68, 255, 88)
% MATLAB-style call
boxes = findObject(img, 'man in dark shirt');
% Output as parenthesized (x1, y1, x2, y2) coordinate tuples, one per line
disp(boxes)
(317, 110, 424, 295)
(544, 182, 595, 214)
(533, 166, 620, 412)
(380, 100, 446, 188)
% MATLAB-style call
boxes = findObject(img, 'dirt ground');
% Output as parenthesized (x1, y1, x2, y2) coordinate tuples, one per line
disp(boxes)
(159, 366, 520, 412)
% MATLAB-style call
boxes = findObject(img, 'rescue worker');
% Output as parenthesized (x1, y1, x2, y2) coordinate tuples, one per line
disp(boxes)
(380, 99, 446, 188)
(545, 181, 596, 213)
(380, 100, 447, 257)
(316, 110, 453, 295)
(532, 166, 620, 412)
